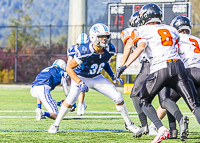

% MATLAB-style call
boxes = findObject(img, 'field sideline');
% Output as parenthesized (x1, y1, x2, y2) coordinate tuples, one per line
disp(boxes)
(0, 84, 200, 142)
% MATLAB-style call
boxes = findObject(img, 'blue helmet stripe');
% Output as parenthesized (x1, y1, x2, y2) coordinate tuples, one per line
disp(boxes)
(53, 59, 60, 68)
(81, 33, 84, 44)
(101, 24, 108, 32)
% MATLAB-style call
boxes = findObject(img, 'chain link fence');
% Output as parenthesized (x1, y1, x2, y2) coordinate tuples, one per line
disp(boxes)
(0, 24, 91, 84)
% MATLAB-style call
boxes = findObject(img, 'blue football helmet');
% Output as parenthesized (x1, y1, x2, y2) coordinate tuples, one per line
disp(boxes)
(52, 59, 67, 70)
(76, 33, 89, 45)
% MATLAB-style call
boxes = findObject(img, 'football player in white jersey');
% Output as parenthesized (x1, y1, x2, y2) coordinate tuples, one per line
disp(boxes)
(67, 33, 89, 115)
(120, 11, 158, 137)
(154, 15, 200, 139)
(48, 23, 140, 134)
(115, 3, 200, 143)
(30, 59, 69, 120)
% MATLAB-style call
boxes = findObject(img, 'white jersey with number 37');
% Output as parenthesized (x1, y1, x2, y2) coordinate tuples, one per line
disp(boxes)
(133, 24, 181, 73)
(178, 33, 200, 69)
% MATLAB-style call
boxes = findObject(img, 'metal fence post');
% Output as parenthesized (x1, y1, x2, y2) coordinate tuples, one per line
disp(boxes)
(14, 26, 18, 83)
(48, 24, 52, 66)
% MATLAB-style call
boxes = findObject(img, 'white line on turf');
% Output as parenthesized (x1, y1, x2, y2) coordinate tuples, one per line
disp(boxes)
(0, 115, 195, 119)
(0, 110, 193, 114)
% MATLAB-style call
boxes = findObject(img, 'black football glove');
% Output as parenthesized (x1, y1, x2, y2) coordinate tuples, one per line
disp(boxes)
(115, 65, 127, 78)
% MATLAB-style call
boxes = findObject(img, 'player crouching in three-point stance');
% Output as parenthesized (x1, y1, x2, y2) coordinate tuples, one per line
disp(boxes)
(115, 3, 200, 143)
(48, 23, 140, 133)
(31, 59, 70, 120)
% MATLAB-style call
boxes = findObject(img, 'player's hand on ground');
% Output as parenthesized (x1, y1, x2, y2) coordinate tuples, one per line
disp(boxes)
(79, 81, 89, 92)
(115, 65, 127, 78)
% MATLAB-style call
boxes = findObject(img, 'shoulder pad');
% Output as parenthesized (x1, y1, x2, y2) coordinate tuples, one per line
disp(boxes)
(75, 43, 92, 58)
(121, 27, 135, 44)
(67, 45, 76, 56)
(106, 43, 116, 54)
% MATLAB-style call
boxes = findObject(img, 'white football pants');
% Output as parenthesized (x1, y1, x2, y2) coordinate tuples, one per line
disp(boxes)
(30, 85, 59, 115)
(66, 74, 123, 105)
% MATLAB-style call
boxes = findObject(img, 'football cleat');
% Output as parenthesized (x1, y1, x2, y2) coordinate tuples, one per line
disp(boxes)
(133, 125, 149, 138)
(41, 115, 47, 119)
(48, 124, 59, 133)
(151, 126, 170, 143)
(35, 108, 42, 121)
(70, 103, 76, 112)
(149, 123, 158, 135)
(179, 116, 189, 141)
(168, 129, 178, 139)
(125, 122, 140, 133)
(77, 102, 87, 115)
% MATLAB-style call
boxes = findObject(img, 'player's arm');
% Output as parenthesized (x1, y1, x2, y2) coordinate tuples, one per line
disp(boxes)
(115, 39, 147, 78)
(121, 38, 134, 66)
(124, 39, 147, 67)
(60, 71, 69, 96)
(65, 58, 81, 84)
(67, 56, 73, 65)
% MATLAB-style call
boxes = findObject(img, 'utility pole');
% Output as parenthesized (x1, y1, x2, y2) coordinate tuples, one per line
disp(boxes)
(68, 0, 87, 49)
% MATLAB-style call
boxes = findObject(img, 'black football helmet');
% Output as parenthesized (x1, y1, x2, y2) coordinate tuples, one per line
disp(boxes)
(139, 3, 162, 25)
(170, 15, 191, 34)
(129, 11, 140, 27)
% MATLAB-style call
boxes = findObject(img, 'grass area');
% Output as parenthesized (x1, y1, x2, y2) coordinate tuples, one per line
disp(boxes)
(0, 86, 200, 143)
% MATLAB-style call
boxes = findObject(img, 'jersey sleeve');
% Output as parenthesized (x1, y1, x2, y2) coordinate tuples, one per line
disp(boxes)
(108, 43, 116, 55)
(74, 44, 91, 65)
(121, 29, 131, 44)
(67, 45, 76, 57)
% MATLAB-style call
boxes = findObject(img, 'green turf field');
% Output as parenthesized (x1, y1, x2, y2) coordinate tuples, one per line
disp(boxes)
(0, 86, 200, 143)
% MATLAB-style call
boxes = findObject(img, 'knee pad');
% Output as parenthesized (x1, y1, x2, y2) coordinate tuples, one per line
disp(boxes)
(113, 92, 124, 104)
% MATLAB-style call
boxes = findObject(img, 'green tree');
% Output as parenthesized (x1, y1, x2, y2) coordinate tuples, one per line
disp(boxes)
(6, 0, 42, 53)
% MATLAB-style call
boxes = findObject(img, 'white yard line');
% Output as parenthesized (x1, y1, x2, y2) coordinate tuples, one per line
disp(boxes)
(0, 110, 193, 114)
(0, 115, 195, 119)
(0, 110, 195, 118)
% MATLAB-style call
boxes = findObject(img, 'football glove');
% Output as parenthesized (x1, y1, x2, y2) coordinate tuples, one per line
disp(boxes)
(115, 65, 127, 78)
(79, 81, 89, 92)
(113, 78, 124, 85)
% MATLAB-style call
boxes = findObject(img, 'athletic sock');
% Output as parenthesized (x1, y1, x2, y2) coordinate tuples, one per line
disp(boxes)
(141, 104, 163, 130)
(167, 111, 176, 130)
(37, 103, 41, 109)
(132, 97, 147, 127)
(194, 107, 200, 124)
(115, 103, 131, 126)
(54, 104, 71, 126)
(161, 98, 183, 123)
(57, 101, 62, 107)
(43, 111, 50, 117)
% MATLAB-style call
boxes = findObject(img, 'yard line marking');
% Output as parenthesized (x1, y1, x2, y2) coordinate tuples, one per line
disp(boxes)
(0, 110, 194, 115)
(0, 114, 195, 119)
(0, 129, 125, 133)
(0, 115, 139, 118)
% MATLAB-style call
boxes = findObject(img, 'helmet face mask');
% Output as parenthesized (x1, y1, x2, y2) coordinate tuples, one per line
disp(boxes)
(76, 33, 89, 45)
(139, 3, 162, 25)
(52, 59, 67, 70)
(170, 15, 191, 34)
(89, 23, 111, 48)
(129, 11, 140, 27)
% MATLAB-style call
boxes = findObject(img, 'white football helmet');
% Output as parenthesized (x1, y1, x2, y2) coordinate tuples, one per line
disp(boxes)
(89, 23, 111, 48)
(76, 33, 89, 45)
(52, 59, 67, 70)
